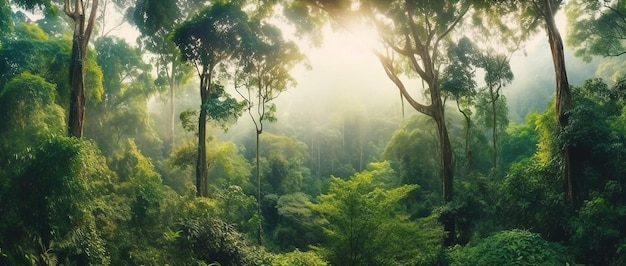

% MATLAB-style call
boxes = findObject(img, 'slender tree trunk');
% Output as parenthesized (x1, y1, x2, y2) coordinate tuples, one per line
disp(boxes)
(66, 0, 98, 138)
(68, 35, 86, 138)
(317, 140, 321, 176)
(196, 73, 210, 197)
(543, 0, 577, 206)
(256, 131, 262, 246)
(166, 61, 177, 153)
(434, 99, 455, 246)
(196, 104, 207, 197)
(491, 92, 498, 170)
(461, 109, 472, 175)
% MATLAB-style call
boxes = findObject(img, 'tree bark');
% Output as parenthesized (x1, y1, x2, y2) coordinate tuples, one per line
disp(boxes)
(256, 130, 262, 246)
(543, 0, 577, 206)
(491, 91, 498, 170)
(66, 0, 98, 138)
(436, 112, 455, 246)
(457, 102, 472, 175)
(68, 35, 86, 138)
(166, 61, 177, 153)
(196, 72, 210, 197)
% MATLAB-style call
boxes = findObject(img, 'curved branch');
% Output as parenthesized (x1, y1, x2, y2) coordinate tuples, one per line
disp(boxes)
(375, 50, 432, 116)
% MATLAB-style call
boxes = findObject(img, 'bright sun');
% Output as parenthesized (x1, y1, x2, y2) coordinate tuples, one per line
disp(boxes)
(317, 22, 382, 61)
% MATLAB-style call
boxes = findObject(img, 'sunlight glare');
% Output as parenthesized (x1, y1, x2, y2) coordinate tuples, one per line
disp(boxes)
(345, 22, 383, 54)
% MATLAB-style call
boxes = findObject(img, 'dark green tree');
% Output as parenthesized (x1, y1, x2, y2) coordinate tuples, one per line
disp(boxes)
(235, 19, 305, 245)
(173, 1, 249, 197)
(441, 37, 478, 175)
(311, 161, 443, 265)
(130, 0, 198, 152)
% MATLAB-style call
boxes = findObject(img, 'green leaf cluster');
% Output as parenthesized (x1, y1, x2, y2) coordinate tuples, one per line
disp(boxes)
(450, 229, 574, 265)
(312, 161, 442, 265)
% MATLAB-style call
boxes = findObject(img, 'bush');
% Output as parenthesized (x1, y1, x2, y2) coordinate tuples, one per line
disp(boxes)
(272, 249, 327, 266)
(449, 229, 574, 266)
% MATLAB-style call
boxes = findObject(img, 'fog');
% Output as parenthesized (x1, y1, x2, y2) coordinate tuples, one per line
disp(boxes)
(145, 10, 601, 143)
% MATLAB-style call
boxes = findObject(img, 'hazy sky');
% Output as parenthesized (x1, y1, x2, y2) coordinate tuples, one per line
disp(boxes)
(113, 8, 594, 128)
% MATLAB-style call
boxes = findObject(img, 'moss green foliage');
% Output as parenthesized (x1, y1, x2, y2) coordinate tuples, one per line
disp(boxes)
(449, 229, 574, 265)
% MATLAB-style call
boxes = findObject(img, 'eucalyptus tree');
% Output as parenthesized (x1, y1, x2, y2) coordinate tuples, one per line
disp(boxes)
(172, 1, 249, 197)
(287, 0, 496, 245)
(235, 21, 305, 245)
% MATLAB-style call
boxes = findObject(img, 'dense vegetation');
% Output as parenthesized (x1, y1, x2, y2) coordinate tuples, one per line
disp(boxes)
(2, 0, 626, 265)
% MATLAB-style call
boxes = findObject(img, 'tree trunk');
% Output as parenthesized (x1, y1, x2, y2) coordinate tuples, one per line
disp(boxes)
(68, 34, 86, 138)
(434, 99, 455, 246)
(166, 62, 177, 153)
(196, 104, 207, 197)
(66, 0, 98, 138)
(196, 73, 210, 197)
(491, 91, 498, 170)
(256, 131, 262, 246)
(543, 0, 577, 206)
(463, 112, 472, 175)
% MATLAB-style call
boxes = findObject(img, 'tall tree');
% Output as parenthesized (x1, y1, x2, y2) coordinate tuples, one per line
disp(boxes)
(64, 0, 99, 138)
(235, 21, 304, 245)
(441, 37, 478, 175)
(173, 1, 248, 197)
(476, 53, 513, 170)
(3, 0, 99, 138)
(130, 0, 198, 153)
(289, 0, 491, 245)
(496, 0, 576, 205)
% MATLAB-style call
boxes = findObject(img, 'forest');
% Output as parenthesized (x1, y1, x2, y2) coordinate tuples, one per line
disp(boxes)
(1, 0, 626, 265)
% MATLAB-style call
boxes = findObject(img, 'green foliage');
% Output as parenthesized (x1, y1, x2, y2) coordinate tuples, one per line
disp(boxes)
(449, 229, 574, 265)
(272, 249, 327, 266)
(174, 217, 273, 265)
(441, 37, 478, 98)
(569, 182, 626, 265)
(0, 22, 103, 109)
(0, 136, 113, 265)
(268, 192, 323, 251)
(498, 156, 569, 240)
(0, 72, 64, 135)
(173, 1, 249, 70)
(383, 114, 441, 216)
(86, 35, 161, 160)
(311, 161, 443, 265)
(255, 133, 310, 195)
(499, 115, 539, 169)
(201, 83, 247, 130)
(567, 0, 626, 61)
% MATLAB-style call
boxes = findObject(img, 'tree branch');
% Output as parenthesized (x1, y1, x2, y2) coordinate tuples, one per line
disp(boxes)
(374, 50, 432, 116)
